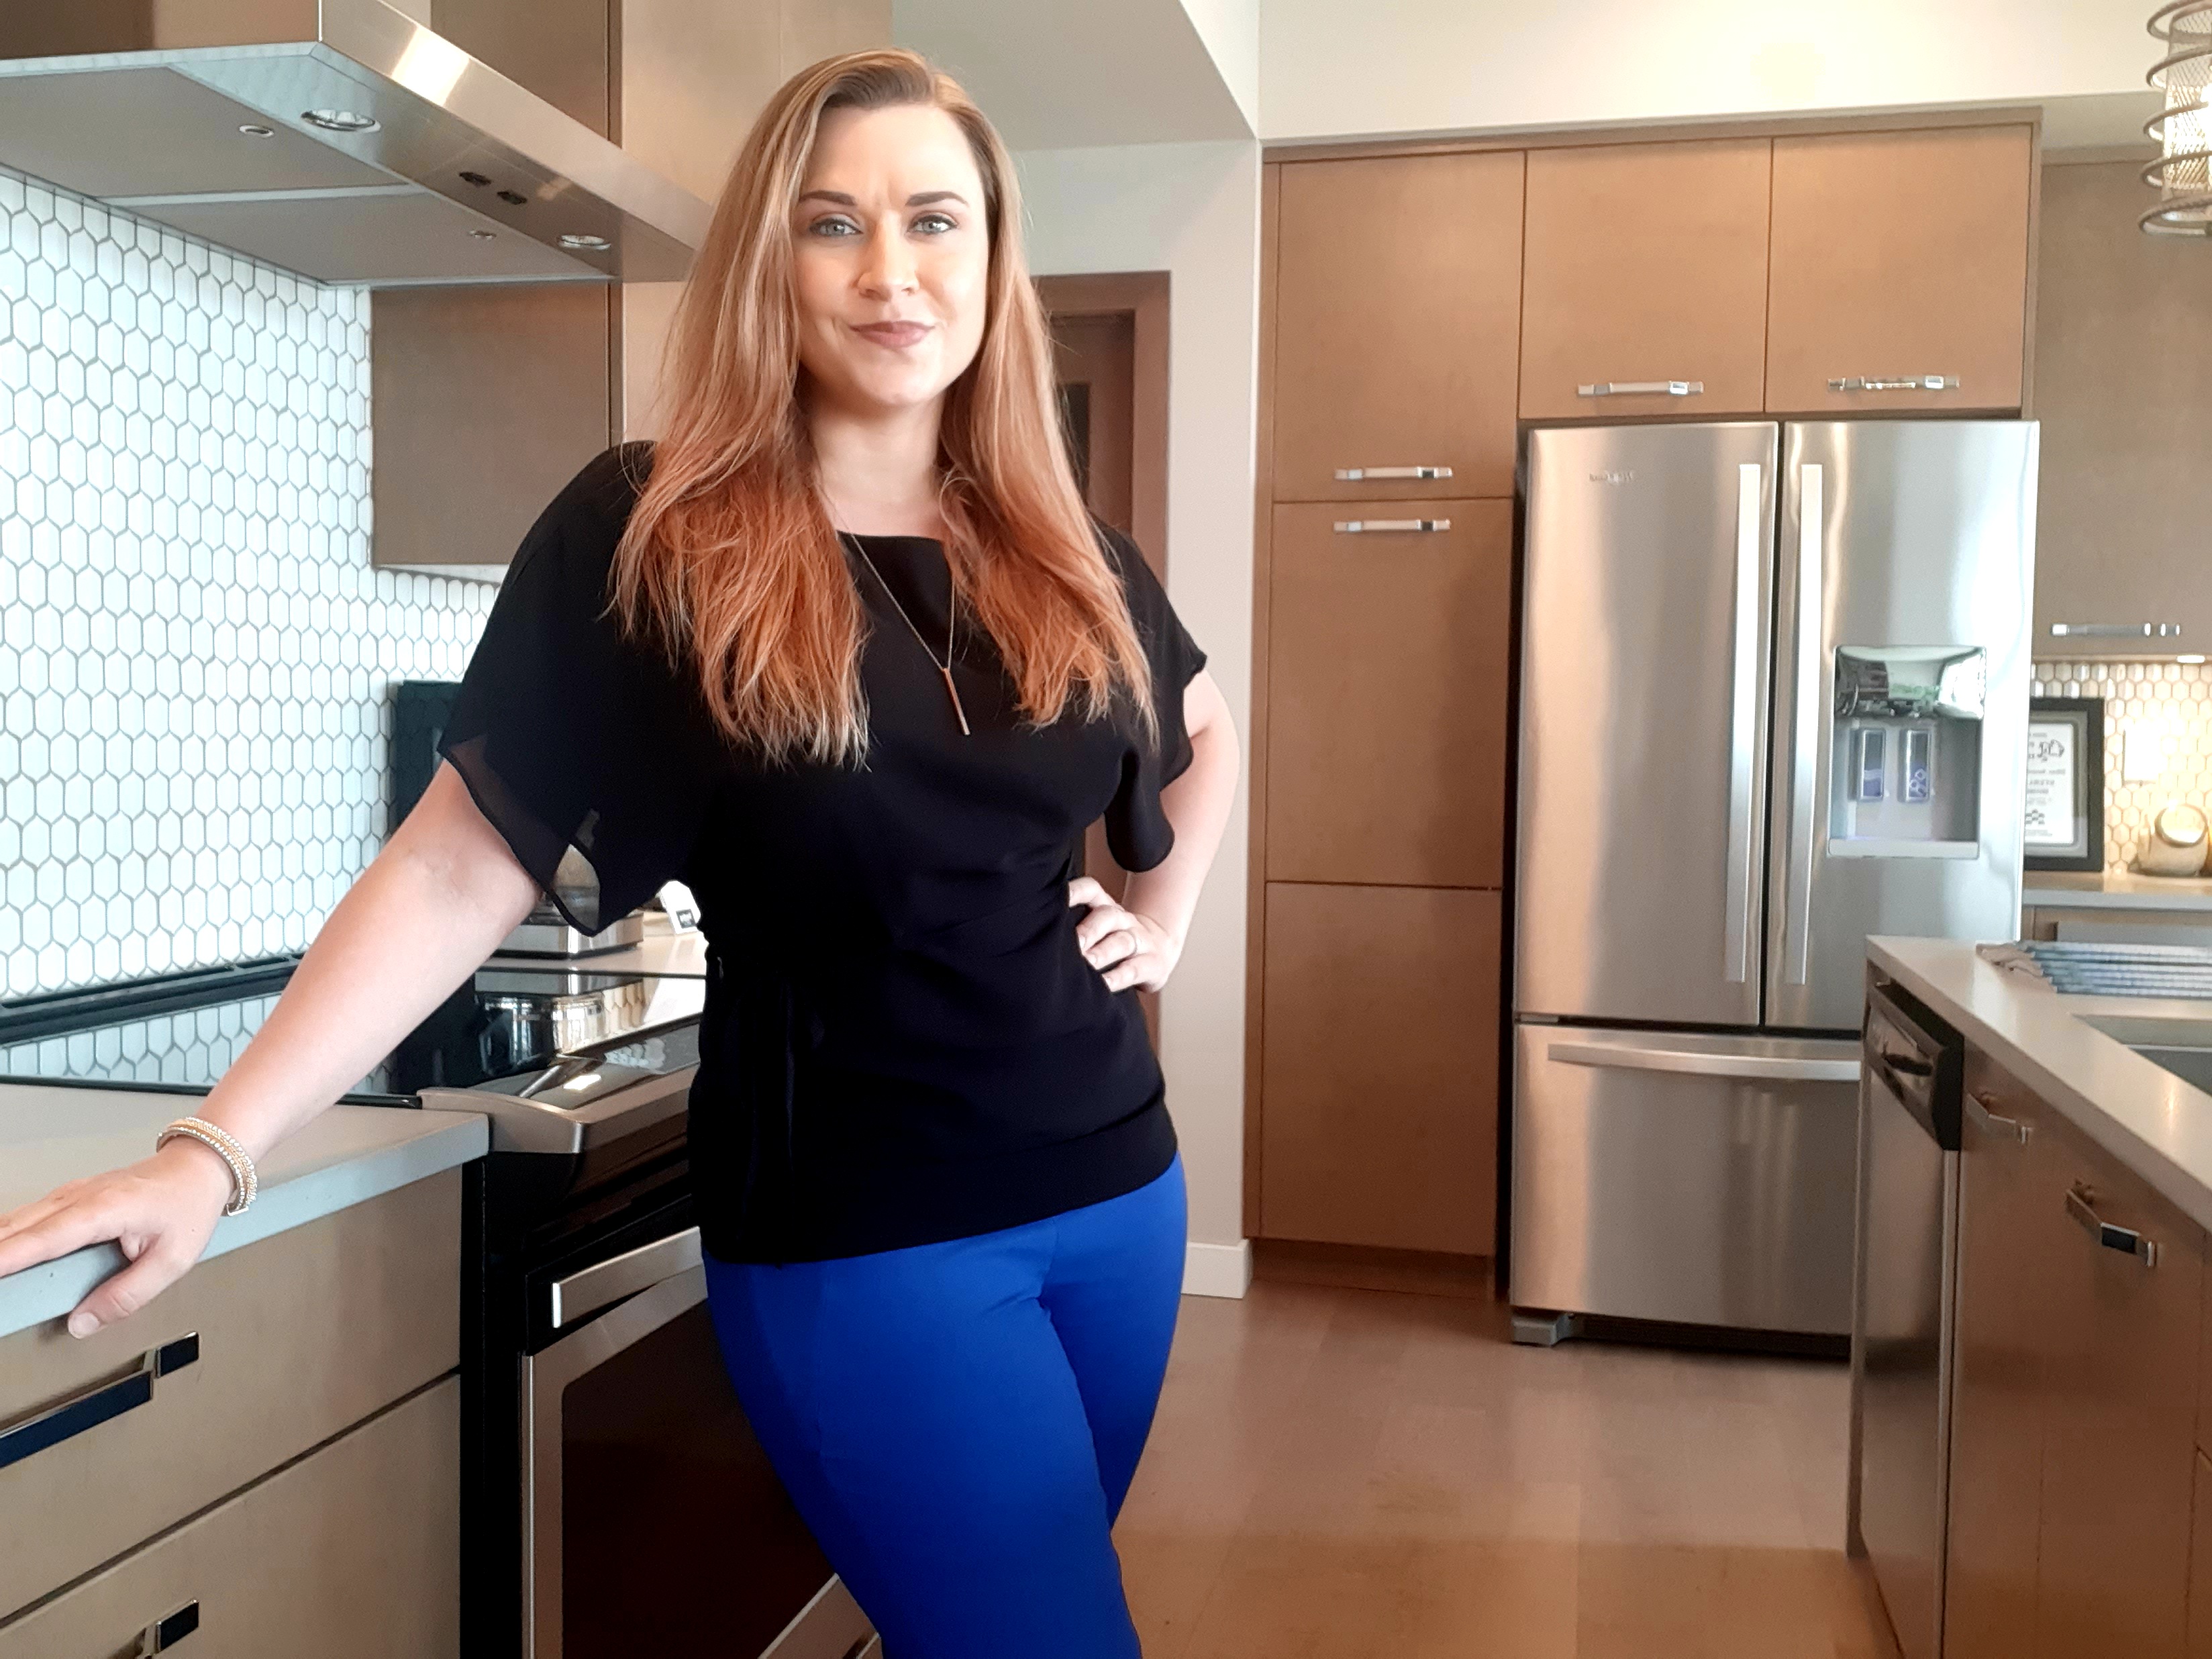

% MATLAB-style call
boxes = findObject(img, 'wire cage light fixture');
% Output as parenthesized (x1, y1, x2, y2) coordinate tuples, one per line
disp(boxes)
(2146, 1, 2212, 233)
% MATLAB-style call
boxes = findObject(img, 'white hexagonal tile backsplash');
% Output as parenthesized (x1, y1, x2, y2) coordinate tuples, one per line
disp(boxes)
(1, 166, 494, 999)
(2032, 660, 2212, 875)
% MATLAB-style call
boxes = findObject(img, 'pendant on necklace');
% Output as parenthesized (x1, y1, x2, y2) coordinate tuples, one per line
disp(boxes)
(941, 666, 972, 736)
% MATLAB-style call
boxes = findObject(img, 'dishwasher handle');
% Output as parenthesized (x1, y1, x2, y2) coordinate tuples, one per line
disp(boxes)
(2066, 1185, 2161, 1268)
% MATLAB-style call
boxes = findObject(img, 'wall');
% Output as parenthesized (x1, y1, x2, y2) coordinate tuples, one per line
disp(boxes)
(1013, 140, 1263, 1290)
(2033, 660, 2212, 876)
(0, 166, 492, 1000)
(1258, 0, 2155, 142)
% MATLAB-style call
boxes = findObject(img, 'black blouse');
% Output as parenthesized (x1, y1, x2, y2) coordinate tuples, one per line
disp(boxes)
(440, 444, 1209, 1262)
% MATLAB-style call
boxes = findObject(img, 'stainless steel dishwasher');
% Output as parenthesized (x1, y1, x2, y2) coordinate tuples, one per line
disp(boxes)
(1849, 973, 1964, 1659)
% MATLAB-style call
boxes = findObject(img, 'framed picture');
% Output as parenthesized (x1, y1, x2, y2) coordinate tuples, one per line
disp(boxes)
(2024, 697, 2104, 872)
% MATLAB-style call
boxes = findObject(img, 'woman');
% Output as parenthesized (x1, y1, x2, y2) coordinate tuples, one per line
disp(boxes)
(0, 48, 1238, 1659)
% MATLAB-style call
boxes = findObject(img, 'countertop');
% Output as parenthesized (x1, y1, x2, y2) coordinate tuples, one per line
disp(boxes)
(1870, 936, 2212, 1235)
(0, 1086, 487, 1341)
(2025, 872, 2212, 913)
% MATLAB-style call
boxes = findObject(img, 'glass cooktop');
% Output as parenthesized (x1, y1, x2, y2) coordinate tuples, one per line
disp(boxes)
(0, 955, 705, 1103)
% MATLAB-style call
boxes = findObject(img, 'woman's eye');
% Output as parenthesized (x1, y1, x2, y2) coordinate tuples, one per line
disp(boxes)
(807, 217, 860, 238)
(912, 213, 958, 235)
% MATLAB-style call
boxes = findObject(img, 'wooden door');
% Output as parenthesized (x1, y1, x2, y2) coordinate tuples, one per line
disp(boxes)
(1272, 151, 1524, 502)
(1265, 499, 1511, 888)
(2032, 1107, 2205, 1659)
(1766, 125, 2033, 414)
(1259, 883, 1500, 1253)
(1946, 1054, 2054, 1659)
(1519, 138, 1773, 419)
(2031, 160, 2212, 656)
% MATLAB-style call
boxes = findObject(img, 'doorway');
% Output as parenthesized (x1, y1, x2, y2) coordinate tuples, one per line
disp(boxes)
(1040, 271, 1171, 1042)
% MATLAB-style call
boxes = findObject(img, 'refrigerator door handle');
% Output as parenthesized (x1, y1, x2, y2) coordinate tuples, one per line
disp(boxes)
(1783, 462, 1825, 986)
(1548, 1040, 1862, 1085)
(1723, 462, 1763, 984)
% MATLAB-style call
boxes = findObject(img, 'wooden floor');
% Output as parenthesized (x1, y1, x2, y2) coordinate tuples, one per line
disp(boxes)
(1114, 1280, 1901, 1658)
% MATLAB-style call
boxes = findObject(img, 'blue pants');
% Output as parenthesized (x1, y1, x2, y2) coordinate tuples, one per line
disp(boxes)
(703, 1156, 1187, 1659)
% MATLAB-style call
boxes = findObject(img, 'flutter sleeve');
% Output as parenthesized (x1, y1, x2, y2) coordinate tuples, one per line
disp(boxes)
(437, 446, 722, 934)
(1101, 527, 1210, 872)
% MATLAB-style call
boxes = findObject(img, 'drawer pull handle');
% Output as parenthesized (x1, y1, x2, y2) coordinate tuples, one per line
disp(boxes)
(1334, 465, 1452, 481)
(1963, 1091, 2033, 1145)
(1332, 518, 1451, 535)
(0, 1331, 199, 1472)
(2048, 621, 2184, 639)
(1577, 380, 1703, 398)
(2066, 1185, 2160, 1267)
(122, 1601, 201, 1656)
(1828, 375, 1960, 393)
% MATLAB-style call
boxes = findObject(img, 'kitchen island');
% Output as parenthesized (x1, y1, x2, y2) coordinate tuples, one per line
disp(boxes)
(1865, 936, 2212, 1659)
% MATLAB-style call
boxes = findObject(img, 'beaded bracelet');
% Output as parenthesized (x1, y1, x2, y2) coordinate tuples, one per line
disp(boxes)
(156, 1117, 258, 1217)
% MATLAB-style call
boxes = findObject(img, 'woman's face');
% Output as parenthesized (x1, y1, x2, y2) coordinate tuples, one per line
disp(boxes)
(789, 103, 991, 420)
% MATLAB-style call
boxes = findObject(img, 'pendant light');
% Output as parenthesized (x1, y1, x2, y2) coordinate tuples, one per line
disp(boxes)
(2146, 2, 2212, 233)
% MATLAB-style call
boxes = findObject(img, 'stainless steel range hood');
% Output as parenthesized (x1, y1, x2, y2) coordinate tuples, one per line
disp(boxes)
(0, 1, 711, 287)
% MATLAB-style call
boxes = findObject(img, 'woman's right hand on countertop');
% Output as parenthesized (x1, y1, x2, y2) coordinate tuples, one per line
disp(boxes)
(0, 1140, 234, 1337)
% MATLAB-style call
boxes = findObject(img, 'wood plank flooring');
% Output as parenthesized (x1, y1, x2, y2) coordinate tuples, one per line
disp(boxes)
(1115, 1281, 1900, 1658)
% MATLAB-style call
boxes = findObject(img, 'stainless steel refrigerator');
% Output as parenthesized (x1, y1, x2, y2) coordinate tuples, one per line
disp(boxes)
(1509, 420, 2038, 1342)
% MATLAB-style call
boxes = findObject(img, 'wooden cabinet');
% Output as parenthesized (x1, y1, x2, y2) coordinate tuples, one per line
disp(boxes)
(1519, 138, 1773, 419)
(0, 1377, 460, 1659)
(1258, 884, 1499, 1254)
(2029, 1105, 2203, 1659)
(1766, 126, 2033, 414)
(0, 1170, 461, 1621)
(1944, 1056, 2052, 1659)
(1265, 499, 1511, 888)
(2193, 1454, 2212, 1659)
(2031, 159, 2212, 657)
(1272, 151, 1524, 502)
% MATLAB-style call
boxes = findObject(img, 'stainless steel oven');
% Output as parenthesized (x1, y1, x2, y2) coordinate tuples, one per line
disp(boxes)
(520, 1221, 876, 1659)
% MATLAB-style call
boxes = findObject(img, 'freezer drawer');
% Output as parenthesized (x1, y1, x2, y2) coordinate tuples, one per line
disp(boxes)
(1510, 1025, 1862, 1334)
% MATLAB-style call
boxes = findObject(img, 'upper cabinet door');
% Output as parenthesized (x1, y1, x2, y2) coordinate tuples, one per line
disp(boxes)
(1766, 126, 2033, 415)
(1519, 139, 1773, 421)
(1272, 152, 1525, 502)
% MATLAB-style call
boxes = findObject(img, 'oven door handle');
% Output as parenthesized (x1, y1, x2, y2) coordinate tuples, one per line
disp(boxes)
(548, 1227, 704, 1330)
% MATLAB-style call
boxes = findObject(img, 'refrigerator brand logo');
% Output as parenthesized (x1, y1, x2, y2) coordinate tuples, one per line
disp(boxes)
(1589, 470, 1636, 485)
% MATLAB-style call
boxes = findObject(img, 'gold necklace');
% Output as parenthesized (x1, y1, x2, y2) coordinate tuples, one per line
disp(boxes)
(846, 536, 972, 737)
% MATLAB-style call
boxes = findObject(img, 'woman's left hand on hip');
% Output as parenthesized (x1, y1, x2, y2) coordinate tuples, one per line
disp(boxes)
(1067, 876, 1180, 994)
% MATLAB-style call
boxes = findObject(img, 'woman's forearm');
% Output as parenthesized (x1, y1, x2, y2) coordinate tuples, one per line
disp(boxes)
(192, 764, 543, 1162)
(1121, 671, 1240, 950)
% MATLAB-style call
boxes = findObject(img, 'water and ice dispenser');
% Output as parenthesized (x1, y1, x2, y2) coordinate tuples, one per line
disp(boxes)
(1828, 647, 1986, 858)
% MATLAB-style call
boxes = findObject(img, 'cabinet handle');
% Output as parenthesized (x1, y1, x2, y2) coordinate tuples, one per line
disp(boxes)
(1964, 1091, 2033, 1145)
(2066, 1184, 2160, 1267)
(0, 1331, 199, 1471)
(1333, 465, 1453, 481)
(121, 1601, 201, 1656)
(1828, 375, 1960, 393)
(2048, 621, 2184, 639)
(1576, 380, 1703, 398)
(1332, 519, 1450, 534)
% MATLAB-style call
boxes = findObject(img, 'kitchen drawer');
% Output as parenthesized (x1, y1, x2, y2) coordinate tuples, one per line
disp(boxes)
(0, 1375, 460, 1658)
(0, 1168, 461, 1619)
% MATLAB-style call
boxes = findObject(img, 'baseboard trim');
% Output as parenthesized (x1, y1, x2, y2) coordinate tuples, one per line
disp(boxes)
(1251, 1238, 1496, 1301)
(1182, 1239, 1253, 1299)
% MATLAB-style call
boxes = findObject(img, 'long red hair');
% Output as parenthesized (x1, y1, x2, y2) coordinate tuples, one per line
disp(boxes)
(611, 49, 1156, 766)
